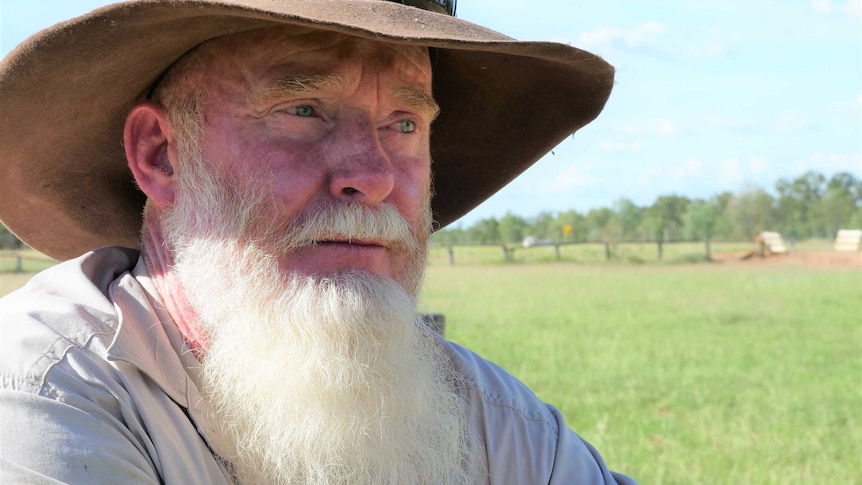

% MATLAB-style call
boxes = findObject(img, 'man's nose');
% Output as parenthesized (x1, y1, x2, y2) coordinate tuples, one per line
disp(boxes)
(328, 115, 395, 205)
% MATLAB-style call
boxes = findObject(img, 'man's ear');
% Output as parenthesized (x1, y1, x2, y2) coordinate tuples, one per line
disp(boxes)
(124, 101, 179, 208)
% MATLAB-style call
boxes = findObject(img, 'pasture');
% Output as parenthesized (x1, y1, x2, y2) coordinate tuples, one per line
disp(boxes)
(422, 247, 861, 484)
(0, 249, 57, 296)
(2, 246, 860, 483)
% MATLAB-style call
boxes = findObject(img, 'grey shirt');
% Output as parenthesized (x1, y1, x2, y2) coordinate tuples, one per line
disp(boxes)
(0, 247, 636, 484)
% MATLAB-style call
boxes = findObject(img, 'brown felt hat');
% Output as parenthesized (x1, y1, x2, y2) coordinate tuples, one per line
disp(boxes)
(0, 0, 614, 261)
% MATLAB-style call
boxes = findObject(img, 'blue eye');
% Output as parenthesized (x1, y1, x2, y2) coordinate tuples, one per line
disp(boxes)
(293, 105, 315, 117)
(397, 120, 416, 133)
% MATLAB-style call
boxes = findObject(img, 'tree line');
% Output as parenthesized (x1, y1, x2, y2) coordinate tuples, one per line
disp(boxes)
(433, 171, 862, 246)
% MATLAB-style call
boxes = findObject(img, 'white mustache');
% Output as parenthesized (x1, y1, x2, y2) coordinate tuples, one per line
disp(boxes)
(273, 203, 422, 255)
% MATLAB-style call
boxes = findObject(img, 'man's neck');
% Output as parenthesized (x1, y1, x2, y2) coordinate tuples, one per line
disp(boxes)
(141, 212, 209, 355)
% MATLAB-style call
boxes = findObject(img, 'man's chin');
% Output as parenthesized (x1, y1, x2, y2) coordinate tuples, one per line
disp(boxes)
(274, 253, 425, 302)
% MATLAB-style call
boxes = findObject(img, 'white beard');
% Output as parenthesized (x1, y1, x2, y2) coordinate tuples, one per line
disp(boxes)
(158, 144, 478, 484)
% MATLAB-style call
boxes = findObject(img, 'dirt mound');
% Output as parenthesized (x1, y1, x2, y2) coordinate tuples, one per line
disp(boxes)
(712, 251, 862, 267)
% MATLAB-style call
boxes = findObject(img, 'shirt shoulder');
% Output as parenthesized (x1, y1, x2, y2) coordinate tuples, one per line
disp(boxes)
(0, 247, 139, 393)
(444, 338, 556, 427)
(0, 248, 169, 483)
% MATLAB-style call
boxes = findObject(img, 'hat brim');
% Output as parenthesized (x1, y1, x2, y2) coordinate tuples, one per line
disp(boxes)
(0, 0, 613, 260)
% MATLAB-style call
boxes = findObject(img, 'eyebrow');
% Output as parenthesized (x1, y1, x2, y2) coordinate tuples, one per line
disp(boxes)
(251, 73, 348, 104)
(251, 73, 440, 121)
(394, 85, 441, 121)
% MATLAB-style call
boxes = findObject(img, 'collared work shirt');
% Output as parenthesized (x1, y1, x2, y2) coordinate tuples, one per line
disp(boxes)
(0, 247, 636, 484)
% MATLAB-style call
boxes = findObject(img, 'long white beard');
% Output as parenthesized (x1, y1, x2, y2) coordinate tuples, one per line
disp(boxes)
(158, 146, 478, 484)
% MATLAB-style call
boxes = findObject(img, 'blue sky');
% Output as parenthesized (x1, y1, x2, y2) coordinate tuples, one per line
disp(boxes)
(2, 0, 860, 227)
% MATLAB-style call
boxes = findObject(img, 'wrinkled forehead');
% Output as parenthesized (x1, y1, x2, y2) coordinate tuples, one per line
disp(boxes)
(190, 25, 433, 85)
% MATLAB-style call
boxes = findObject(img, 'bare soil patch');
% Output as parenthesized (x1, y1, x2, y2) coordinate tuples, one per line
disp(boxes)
(712, 250, 862, 268)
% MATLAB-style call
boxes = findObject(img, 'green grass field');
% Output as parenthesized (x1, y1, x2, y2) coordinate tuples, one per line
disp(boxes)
(2, 245, 860, 483)
(0, 249, 57, 296)
(420, 257, 861, 484)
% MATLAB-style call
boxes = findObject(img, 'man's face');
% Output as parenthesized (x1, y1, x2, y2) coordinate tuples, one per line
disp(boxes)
(188, 27, 436, 284)
(150, 29, 476, 483)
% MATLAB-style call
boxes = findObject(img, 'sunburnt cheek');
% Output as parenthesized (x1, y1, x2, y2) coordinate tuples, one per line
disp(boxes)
(392, 153, 431, 182)
(252, 144, 331, 196)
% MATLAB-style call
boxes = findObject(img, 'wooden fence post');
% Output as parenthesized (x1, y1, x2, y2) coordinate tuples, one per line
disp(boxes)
(657, 241, 663, 260)
(447, 245, 455, 265)
(705, 239, 711, 260)
(501, 244, 510, 261)
(421, 313, 446, 336)
(604, 242, 611, 261)
(554, 244, 560, 261)
(15, 255, 23, 273)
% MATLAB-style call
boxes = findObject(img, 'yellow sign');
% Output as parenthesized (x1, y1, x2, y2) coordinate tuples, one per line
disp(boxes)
(563, 224, 572, 238)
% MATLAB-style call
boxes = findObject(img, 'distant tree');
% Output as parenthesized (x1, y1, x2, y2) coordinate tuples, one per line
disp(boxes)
(613, 198, 643, 241)
(469, 217, 501, 244)
(431, 226, 468, 246)
(683, 198, 719, 241)
(640, 195, 690, 241)
(530, 211, 555, 241)
(731, 186, 775, 240)
(586, 207, 615, 242)
(602, 219, 623, 242)
(498, 212, 530, 244)
(437, 170, 855, 246)
(820, 172, 862, 236)
(0, 223, 23, 250)
(710, 192, 735, 240)
(775, 171, 826, 238)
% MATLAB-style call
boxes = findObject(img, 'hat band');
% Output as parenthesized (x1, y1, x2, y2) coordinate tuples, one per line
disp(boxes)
(384, 0, 456, 16)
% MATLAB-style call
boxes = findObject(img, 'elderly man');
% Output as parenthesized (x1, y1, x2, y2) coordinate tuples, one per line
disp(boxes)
(0, 0, 634, 483)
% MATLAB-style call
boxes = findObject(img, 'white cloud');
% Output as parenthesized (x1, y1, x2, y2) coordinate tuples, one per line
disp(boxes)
(621, 120, 680, 137)
(626, 22, 667, 46)
(812, 0, 834, 13)
(574, 21, 725, 61)
(812, 0, 860, 15)
(658, 121, 679, 136)
(794, 153, 862, 173)
(672, 159, 703, 180)
(703, 115, 756, 132)
(637, 165, 665, 186)
(575, 22, 666, 50)
(716, 157, 769, 186)
(778, 111, 808, 131)
(598, 140, 641, 152)
(719, 157, 744, 185)
(621, 122, 641, 135)
(549, 163, 600, 191)
(576, 27, 620, 48)
(749, 157, 768, 174)
(683, 41, 725, 60)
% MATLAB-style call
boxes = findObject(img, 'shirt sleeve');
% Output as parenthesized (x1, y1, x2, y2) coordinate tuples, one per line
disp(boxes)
(546, 405, 638, 485)
(0, 387, 160, 485)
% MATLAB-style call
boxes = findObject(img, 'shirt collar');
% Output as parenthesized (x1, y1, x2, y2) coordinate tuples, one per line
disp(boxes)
(105, 256, 228, 453)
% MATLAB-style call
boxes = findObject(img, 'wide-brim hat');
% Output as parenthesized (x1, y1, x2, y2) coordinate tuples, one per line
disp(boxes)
(0, 0, 613, 261)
